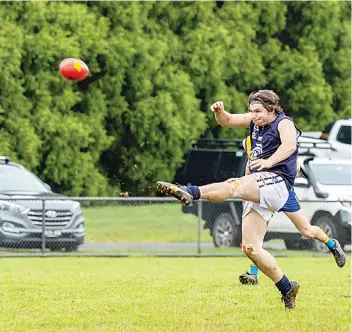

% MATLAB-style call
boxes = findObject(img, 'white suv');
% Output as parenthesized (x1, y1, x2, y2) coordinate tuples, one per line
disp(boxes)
(300, 119, 351, 160)
(268, 157, 352, 252)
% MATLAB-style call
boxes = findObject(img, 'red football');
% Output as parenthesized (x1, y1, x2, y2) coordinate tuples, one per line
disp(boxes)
(59, 58, 89, 81)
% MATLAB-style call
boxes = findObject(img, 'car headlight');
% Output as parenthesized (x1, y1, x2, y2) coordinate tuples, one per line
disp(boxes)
(2, 222, 22, 233)
(0, 202, 29, 215)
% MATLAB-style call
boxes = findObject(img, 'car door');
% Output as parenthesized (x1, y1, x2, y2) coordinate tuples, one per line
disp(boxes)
(329, 124, 352, 160)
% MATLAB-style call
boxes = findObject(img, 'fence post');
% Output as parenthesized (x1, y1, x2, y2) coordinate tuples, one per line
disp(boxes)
(41, 199, 46, 255)
(197, 200, 202, 255)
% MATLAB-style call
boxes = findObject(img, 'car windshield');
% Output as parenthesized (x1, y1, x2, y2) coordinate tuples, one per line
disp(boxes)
(310, 163, 352, 186)
(0, 165, 51, 192)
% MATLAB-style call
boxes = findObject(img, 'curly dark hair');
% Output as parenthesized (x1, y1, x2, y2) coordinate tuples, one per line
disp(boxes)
(248, 90, 283, 115)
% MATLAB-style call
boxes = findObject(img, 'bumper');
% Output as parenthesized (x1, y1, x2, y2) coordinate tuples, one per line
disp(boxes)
(0, 233, 84, 249)
(0, 210, 85, 249)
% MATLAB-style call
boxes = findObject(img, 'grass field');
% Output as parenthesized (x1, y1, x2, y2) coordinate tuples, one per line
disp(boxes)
(0, 256, 350, 332)
(83, 203, 213, 243)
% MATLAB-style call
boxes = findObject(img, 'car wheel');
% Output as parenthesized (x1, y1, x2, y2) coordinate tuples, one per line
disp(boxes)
(312, 215, 337, 253)
(284, 239, 311, 251)
(212, 213, 241, 247)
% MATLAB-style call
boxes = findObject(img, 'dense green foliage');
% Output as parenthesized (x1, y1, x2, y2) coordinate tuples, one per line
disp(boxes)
(0, 1, 350, 195)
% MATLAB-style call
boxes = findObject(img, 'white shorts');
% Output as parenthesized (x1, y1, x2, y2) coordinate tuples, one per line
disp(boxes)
(242, 172, 289, 223)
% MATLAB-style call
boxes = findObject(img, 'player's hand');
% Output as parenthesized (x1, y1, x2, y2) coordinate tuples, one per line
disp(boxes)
(249, 159, 274, 171)
(210, 101, 225, 113)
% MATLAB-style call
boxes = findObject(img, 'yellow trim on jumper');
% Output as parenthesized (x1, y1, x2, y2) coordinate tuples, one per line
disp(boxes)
(246, 136, 251, 158)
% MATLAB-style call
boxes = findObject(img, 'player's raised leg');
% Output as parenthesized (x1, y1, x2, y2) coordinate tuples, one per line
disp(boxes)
(157, 174, 260, 205)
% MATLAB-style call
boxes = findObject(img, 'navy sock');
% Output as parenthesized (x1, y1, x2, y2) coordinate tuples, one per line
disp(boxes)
(275, 275, 291, 296)
(185, 185, 200, 200)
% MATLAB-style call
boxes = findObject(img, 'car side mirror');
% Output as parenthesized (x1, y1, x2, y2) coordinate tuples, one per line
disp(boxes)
(315, 190, 329, 199)
(294, 178, 310, 188)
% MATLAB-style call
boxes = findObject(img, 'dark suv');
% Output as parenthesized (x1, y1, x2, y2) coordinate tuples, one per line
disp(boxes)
(0, 156, 84, 251)
(175, 139, 247, 247)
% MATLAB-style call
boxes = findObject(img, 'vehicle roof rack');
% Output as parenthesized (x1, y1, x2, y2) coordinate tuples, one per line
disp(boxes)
(298, 139, 335, 158)
(0, 156, 11, 164)
(188, 137, 335, 154)
(298, 140, 333, 149)
(189, 138, 244, 151)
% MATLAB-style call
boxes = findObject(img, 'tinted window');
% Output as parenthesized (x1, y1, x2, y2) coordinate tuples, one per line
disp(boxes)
(217, 151, 246, 180)
(309, 163, 352, 185)
(322, 121, 335, 134)
(0, 165, 50, 192)
(336, 125, 351, 145)
(176, 150, 245, 186)
(181, 150, 221, 185)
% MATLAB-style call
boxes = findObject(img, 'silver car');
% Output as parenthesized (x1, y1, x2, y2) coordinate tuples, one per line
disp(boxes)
(0, 157, 84, 251)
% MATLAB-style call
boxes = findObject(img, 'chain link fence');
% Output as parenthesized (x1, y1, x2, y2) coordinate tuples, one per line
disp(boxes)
(0, 197, 350, 257)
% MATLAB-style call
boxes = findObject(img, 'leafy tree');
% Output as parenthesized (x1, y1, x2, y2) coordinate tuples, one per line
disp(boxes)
(1, 2, 113, 195)
(0, 1, 350, 196)
(271, 1, 351, 128)
(90, 2, 206, 193)
(0, 18, 41, 167)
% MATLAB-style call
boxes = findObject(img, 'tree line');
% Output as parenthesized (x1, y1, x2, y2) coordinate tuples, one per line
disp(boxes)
(0, 1, 350, 196)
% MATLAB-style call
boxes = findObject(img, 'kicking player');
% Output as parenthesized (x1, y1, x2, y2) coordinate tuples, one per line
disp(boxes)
(239, 136, 346, 285)
(157, 90, 345, 309)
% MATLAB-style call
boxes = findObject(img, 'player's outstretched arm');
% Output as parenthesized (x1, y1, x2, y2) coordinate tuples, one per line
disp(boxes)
(211, 101, 251, 128)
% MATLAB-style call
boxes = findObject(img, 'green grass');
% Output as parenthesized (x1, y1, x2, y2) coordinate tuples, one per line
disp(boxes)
(0, 256, 350, 332)
(83, 204, 213, 243)
(0, 247, 336, 257)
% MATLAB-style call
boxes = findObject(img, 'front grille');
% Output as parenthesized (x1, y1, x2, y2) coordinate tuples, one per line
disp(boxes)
(28, 210, 73, 227)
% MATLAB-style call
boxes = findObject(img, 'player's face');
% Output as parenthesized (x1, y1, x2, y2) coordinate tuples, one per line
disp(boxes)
(249, 104, 275, 126)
